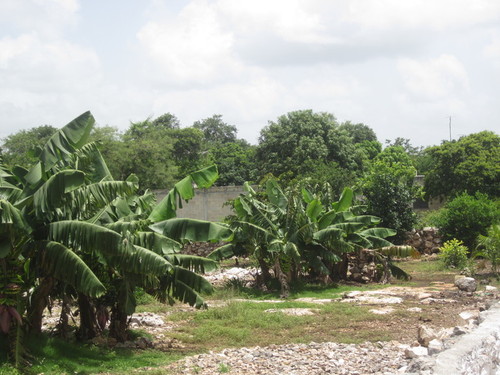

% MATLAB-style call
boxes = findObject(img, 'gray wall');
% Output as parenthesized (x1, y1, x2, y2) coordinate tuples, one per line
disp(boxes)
(153, 185, 246, 222)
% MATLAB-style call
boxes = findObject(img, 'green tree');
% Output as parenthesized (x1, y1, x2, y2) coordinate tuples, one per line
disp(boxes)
(0, 125, 57, 168)
(434, 192, 500, 249)
(210, 140, 256, 186)
(193, 114, 237, 144)
(424, 131, 500, 199)
(339, 121, 378, 143)
(361, 146, 418, 242)
(255, 110, 361, 181)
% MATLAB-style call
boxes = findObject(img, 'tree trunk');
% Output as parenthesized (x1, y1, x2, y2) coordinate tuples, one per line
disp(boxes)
(256, 256, 273, 287)
(109, 304, 129, 342)
(28, 276, 54, 334)
(329, 253, 349, 282)
(76, 293, 98, 340)
(274, 258, 290, 298)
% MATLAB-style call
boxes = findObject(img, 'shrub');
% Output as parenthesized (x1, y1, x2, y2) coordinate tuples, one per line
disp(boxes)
(435, 192, 500, 249)
(475, 224, 500, 274)
(439, 239, 469, 269)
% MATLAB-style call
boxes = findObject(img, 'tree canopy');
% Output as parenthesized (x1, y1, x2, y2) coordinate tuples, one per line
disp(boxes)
(424, 131, 500, 199)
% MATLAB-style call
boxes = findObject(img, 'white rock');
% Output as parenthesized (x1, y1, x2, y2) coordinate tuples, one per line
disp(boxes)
(427, 339, 444, 355)
(485, 285, 498, 292)
(454, 277, 477, 292)
(405, 346, 428, 358)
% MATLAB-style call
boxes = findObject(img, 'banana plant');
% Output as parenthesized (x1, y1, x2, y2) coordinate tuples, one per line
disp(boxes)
(209, 178, 409, 294)
(0, 111, 232, 360)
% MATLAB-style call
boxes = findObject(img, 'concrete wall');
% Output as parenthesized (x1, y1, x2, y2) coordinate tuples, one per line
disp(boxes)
(153, 185, 246, 222)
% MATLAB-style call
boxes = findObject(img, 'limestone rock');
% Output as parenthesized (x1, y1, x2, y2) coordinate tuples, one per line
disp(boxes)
(405, 346, 428, 359)
(454, 276, 477, 292)
(427, 339, 444, 355)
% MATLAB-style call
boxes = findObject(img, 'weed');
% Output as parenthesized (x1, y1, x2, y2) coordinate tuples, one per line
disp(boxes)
(218, 362, 231, 373)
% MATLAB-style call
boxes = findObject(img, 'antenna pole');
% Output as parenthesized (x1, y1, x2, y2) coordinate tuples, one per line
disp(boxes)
(449, 116, 452, 141)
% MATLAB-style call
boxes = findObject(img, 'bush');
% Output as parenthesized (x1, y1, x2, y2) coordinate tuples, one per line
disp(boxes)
(475, 224, 500, 274)
(435, 192, 500, 249)
(439, 239, 469, 269)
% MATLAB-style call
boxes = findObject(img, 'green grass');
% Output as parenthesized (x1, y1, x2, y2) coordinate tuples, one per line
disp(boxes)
(0, 334, 184, 375)
(169, 297, 392, 351)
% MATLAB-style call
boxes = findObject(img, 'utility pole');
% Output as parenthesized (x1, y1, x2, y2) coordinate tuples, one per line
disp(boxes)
(449, 116, 452, 141)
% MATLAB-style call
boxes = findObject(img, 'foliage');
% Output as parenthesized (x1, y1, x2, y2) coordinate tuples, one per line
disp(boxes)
(0, 111, 230, 369)
(439, 239, 469, 269)
(0, 125, 58, 168)
(193, 114, 237, 145)
(255, 110, 364, 181)
(434, 192, 500, 249)
(424, 131, 500, 199)
(210, 179, 403, 295)
(361, 146, 417, 242)
(475, 224, 500, 274)
(339, 121, 378, 144)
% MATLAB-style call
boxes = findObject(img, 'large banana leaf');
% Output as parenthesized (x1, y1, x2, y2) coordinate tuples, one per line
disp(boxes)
(318, 211, 354, 229)
(359, 227, 396, 238)
(150, 218, 232, 243)
(331, 187, 353, 212)
(148, 165, 218, 223)
(39, 241, 105, 297)
(33, 169, 85, 219)
(207, 243, 236, 261)
(74, 142, 113, 182)
(70, 181, 137, 218)
(0, 199, 31, 258)
(266, 179, 287, 211)
(377, 245, 420, 258)
(39, 111, 94, 172)
(131, 231, 182, 255)
(160, 267, 213, 308)
(165, 254, 218, 273)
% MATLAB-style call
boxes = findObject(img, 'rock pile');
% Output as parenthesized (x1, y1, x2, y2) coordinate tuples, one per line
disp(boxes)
(405, 227, 442, 254)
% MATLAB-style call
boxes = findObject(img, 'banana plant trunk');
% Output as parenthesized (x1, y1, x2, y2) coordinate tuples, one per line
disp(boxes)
(109, 304, 129, 342)
(28, 276, 54, 334)
(76, 293, 99, 340)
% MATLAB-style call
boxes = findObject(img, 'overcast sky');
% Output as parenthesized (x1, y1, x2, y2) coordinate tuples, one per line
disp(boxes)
(1, 0, 499, 147)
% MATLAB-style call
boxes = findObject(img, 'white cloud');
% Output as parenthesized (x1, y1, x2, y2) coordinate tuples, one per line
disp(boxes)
(137, 0, 239, 84)
(343, 0, 500, 31)
(0, 33, 100, 93)
(0, 0, 79, 37)
(397, 54, 469, 100)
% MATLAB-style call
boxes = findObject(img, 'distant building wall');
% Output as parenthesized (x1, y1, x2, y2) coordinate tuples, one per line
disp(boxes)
(153, 185, 246, 222)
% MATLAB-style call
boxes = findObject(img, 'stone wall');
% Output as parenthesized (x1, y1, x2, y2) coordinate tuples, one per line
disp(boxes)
(405, 227, 442, 254)
(433, 302, 500, 375)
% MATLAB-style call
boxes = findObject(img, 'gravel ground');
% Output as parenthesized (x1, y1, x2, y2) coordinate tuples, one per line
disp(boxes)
(165, 341, 412, 375)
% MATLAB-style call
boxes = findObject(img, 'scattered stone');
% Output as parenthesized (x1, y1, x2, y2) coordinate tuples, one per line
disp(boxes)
(454, 276, 477, 292)
(370, 307, 395, 315)
(407, 307, 423, 312)
(418, 325, 452, 347)
(264, 308, 318, 316)
(405, 346, 428, 358)
(129, 312, 165, 327)
(458, 310, 479, 324)
(485, 285, 498, 292)
(427, 339, 444, 355)
(451, 326, 468, 336)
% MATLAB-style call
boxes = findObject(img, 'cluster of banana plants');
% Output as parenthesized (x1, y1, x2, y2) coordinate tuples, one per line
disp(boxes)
(0, 112, 231, 366)
(210, 179, 417, 296)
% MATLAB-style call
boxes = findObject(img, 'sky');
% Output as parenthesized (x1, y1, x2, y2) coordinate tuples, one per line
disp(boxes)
(0, 0, 499, 147)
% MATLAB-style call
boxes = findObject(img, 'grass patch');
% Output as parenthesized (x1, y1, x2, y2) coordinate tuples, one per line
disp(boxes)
(170, 298, 393, 351)
(0, 334, 184, 375)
